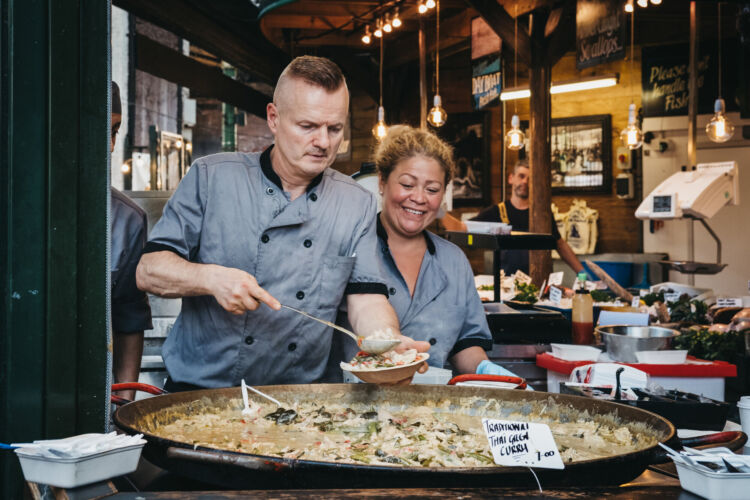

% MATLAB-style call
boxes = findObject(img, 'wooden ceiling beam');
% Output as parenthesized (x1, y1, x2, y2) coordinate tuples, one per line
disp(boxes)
(466, 0, 535, 67)
(135, 34, 270, 118)
(113, 0, 288, 84)
(386, 9, 473, 69)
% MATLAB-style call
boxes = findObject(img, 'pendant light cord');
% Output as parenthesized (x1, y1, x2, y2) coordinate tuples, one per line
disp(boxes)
(513, 3, 518, 114)
(379, 32, 384, 108)
(630, 8, 634, 105)
(718, 2, 722, 99)
(436, 0, 440, 95)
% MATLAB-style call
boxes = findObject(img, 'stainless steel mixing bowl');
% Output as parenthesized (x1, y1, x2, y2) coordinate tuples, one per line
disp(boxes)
(596, 325, 679, 363)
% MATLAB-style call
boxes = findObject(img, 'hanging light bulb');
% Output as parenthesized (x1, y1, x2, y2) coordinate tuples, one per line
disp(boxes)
(428, 0, 447, 128)
(427, 95, 447, 127)
(505, 115, 525, 151)
(706, 98, 735, 142)
(418, 1, 427, 15)
(175, 139, 183, 149)
(625, 0, 634, 13)
(650, 0, 662, 4)
(372, 106, 388, 140)
(374, 19, 383, 38)
(392, 8, 402, 28)
(383, 15, 392, 33)
(373, 28, 387, 141)
(362, 25, 371, 44)
(620, 103, 643, 149)
(706, 3, 734, 143)
(637, 0, 648, 7)
(426, 0, 436, 9)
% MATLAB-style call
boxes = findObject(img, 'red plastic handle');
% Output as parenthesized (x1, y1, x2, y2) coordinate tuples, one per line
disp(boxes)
(110, 383, 168, 405)
(112, 382, 168, 395)
(447, 374, 527, 390)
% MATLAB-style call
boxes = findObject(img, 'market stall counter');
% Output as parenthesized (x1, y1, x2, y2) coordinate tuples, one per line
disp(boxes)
(537, 352, 737, 399)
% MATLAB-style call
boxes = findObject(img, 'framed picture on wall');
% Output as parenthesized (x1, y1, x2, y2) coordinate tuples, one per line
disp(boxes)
(521, 114, 611, 194)
(436, 111, 491, 206)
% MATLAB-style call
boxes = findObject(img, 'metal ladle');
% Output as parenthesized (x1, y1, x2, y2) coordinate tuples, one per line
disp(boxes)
(281, 304, 400, 354)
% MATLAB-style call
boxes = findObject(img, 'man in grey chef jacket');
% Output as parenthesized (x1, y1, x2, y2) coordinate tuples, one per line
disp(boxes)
(137, 56, 428, 391)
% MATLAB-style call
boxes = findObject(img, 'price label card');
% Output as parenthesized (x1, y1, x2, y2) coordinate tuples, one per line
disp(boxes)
(482, 419, 564, 469)
(663, 292, 681, 303)
(631, 296, 641, 308)
(548, 271, 564, 287)
(549, 286, 563, 304)
(717, 297, 743, 308)
(513, 270, 532, 285)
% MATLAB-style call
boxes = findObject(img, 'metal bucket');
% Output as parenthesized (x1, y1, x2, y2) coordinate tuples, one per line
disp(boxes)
(597, 325, 678, 363)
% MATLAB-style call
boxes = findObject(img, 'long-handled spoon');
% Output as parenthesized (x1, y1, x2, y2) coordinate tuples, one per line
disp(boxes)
(281, 304, 400, 354)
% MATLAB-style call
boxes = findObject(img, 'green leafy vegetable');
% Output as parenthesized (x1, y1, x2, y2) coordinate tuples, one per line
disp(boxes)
(668, 298, 709, 324)
(590, 290, 614, 303)
(673, 326, 743, 362)
(512, 281, 539, 304)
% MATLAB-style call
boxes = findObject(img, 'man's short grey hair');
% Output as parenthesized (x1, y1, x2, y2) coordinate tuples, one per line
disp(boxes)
(273, 55, 347, 104)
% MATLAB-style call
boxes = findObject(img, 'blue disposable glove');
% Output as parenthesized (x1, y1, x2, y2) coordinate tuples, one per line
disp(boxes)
(476, 360, 534, 391)
(476, 360, 520, 377)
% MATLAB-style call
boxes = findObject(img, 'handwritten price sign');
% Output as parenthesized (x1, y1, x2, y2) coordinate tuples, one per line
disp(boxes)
(482, 419, 564, 469)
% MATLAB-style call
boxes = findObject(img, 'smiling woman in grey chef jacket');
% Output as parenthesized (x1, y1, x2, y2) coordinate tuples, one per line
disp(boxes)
(331, 125, 515, 377)
(136, 57, 428, 390)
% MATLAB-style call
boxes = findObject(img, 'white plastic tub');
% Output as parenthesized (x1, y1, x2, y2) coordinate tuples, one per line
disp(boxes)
(15, 443, 144, 488)
(550, 343, 601, 362)
(674, 460, 750, 500)
(635, 349, 688, 364)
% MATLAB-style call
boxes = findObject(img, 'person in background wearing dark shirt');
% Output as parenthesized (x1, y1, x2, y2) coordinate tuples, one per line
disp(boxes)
(441, 160, 584, 276)
(110, 82, 152, 401)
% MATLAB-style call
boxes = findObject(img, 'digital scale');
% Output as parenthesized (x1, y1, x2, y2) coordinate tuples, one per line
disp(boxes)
(635, 161, 739, 275)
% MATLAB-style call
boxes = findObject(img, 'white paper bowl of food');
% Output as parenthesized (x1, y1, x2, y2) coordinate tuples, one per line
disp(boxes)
(550, 343, 602, 362)
(635, 349, 688, 364)
(341, 351, 429, 384)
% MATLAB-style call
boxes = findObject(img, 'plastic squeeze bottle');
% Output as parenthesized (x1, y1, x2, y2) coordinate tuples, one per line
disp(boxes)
(571, 272, 594, 344)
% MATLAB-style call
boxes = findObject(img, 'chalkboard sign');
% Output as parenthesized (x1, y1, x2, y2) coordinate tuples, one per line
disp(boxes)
(576, 0, 626, 70)
(641, 43, 737, 117)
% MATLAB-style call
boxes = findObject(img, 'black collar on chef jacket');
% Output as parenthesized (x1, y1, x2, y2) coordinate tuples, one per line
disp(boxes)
(376, 213, 436, 256)
(260, 145, 324, 195)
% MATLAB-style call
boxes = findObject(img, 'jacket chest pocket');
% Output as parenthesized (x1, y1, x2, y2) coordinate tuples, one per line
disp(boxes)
(316, 255, 356, 311)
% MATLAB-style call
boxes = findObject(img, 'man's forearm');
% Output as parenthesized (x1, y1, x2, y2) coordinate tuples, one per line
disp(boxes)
(346, 293, 400, 337)
(136, 251, 215, 297)
(556, 239, 584, 273)
(113, 331, 144, 400)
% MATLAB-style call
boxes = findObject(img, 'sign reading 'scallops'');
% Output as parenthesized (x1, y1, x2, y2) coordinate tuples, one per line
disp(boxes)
(482, 419, 564, 469)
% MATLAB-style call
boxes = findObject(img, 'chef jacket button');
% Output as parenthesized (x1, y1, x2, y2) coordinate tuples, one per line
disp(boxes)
(303, 239, 312, 248)
(429, 338, 437, 345)
(310, 193, 318, 202)
(266, 187, 274, 195)
(245, 336, 254, 345)
(389, 287, 397, 295)
(296, 291, 305, 300)
(288, 342, 297, 351)
(261, 234, 269, 243)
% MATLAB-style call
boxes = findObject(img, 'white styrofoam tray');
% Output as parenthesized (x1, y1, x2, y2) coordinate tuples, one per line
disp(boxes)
(674, 460, 750, 500)
(15, 443, 144, 488)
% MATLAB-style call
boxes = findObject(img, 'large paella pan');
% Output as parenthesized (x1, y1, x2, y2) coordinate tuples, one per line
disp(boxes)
(113, 383, 745, 489)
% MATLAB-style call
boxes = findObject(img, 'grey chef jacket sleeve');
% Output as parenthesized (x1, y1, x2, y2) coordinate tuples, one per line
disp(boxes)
(142, 150, 387, 388)
(110, 187, 153, 333)
(329, 221, 493, 376)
